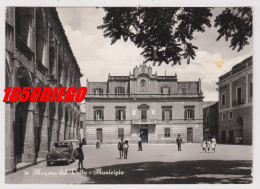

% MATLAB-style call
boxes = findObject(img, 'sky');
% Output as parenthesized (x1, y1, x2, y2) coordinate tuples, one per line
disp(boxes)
(57, 8, 253, 101)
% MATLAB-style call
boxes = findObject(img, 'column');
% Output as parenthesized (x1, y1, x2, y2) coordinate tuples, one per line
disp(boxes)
(59, 104, 65, 141)
(5, 102, 15, 171)
(22, 104, 36, 163)
(38, 111, 48, 158)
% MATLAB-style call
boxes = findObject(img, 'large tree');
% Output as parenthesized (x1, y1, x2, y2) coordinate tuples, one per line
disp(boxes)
(98, 7, 252, 66)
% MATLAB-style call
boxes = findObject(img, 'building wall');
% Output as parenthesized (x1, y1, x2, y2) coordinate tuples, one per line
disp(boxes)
(5, 7, 82, 172)
(217, 56, 252, 145)
(85, 64, 204, 144)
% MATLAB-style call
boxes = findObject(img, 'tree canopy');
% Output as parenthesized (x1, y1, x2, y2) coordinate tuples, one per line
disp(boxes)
(98, 7, 252, 66)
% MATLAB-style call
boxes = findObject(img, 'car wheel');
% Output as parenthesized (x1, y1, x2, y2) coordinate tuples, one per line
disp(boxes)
(47, 161, 51, 166)
(67, 157, 70, 165)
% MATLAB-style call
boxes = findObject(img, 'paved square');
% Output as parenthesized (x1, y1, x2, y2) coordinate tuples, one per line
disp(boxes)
(5, 144, 252, 184)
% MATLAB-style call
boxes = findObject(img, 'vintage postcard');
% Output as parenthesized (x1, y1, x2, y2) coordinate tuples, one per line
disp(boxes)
(3, 1, 255, 185)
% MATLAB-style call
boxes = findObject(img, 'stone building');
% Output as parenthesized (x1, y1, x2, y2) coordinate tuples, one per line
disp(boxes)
(203, 102, 219, 141)
(5, 7, 82, 172)
(85, 64, 204, 144)
(217, 56, 252, 145)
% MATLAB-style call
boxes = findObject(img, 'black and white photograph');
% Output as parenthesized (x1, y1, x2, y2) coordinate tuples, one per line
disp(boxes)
(2, 0, 257, 185)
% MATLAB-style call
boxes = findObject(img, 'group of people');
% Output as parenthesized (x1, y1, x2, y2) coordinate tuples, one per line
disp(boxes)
(201, 137, 217, 152)
(118, 138, 129, 159)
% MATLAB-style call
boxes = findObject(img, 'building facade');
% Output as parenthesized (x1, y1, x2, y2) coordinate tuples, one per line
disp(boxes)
(203, 102, 219, 141)
(5, 8, 82, 172)
(217, 56, 252, 145)
(85, 64, 204, 144)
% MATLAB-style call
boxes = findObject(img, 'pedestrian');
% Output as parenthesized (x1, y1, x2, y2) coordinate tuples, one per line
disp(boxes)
(211, 137, 217, 152)
(176, 134, 183, 151)
(118, 137, 124, 159)
(123, 140, 129, 159)
(78, 143, 84, 170)
(206, 140, 211, 152)
(138, 136, 142, 151)
(96, 139, 101, 149)
(201, 140, 207, 152)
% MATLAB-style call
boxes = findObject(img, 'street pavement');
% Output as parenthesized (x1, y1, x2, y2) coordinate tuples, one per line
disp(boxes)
(5, 143, 252, 184)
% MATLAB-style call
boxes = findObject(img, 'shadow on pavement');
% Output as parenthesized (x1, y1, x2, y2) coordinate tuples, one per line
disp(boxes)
(80, 160, 252, 184)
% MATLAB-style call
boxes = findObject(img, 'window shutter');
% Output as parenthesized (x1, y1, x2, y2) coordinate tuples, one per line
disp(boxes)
(94, 110, 96, 120)
(123, 110, 126, 120)
(115, 110, 118, 120)
(184, 110, 187, 119)
(170, 110, 172, 120)
(161, 87, 163, 94)
(115, 87, 117, 94)
(168, 87, 171, 94)
(192, 109, 195, 119)
(101, 89, 103, 94)
(101, 110, 104, 120)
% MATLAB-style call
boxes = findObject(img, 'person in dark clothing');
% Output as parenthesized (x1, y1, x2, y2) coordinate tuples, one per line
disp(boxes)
(176, 134, 183, 151)
(118, 137, 124, 159)
(138, 136, 142, 151)
(78, 143, 84, 169)
(123, 140, 129, 159)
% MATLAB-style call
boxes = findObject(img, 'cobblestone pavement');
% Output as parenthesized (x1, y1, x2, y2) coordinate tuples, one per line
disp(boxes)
(5, 143, 252, 184)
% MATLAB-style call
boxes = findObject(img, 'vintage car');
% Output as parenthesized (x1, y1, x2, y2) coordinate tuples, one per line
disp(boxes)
(64, 139, 80, 158)
(46, 142, 75, 166)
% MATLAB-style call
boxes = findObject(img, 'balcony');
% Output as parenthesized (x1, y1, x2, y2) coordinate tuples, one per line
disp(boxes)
(232, 99, 245, 107)
(85, 93, 203, 99)
(132, 119, 157, 125)
(16, 33, 34, 61)
(36, 57, 48, 76)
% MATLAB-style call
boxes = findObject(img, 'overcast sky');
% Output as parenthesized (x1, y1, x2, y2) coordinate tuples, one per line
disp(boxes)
(57, 8, 253, 101)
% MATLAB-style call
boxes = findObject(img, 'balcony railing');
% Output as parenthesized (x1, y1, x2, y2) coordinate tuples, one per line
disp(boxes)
(232, 99, 245, 106)
(85, 93, 203, 99)
(36, 57, 48, 76)
(16, 33, 34, 61)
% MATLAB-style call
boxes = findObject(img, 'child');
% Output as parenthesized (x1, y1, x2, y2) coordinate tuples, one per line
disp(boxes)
(201, 141, 207, 152)
(206, 140, 211, 152)
(96, 140, 101, 149)
(211, 138, 216, 152)
(123, 140, 129, 159)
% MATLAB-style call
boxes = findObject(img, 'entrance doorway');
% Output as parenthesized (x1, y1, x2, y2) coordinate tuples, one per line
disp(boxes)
(187, 128, 193, 143)
(97, 128, 103, 143)
(221, 130, 226, 144)
(140, 128, 148, 143)
(229, 130, 234, 144)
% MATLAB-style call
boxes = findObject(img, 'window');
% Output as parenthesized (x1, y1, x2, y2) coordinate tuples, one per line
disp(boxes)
(118, 128, 124, 138)
(236, 86, 242, 105)
(229, 111, 233, 120)
(115, 87, 125, 94)
(184, 106, 195, 120)
(164, 128, 170, 137)
(94, 107, 104, 121)
(141, 109, 147, 120)
(94, 88, 103, 95)
(161, 86, 171, 94)
(162, 109, 172, 121)
(141, 79, 147, 91)
(250, 82, 253, 97)
(115, 108, 126, 121)
(222, 112, 226, 120)
(182, 88, 187, 94)
(221, 92, 226, 106)
(80, 121, 83, 129)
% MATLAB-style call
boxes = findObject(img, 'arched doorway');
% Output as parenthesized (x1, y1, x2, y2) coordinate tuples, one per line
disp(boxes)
(14, 66, 31, 164)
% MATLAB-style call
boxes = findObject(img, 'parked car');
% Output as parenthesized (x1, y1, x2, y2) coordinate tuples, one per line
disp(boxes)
(46, 142, 75, 166)
(64, 139, 80, 158)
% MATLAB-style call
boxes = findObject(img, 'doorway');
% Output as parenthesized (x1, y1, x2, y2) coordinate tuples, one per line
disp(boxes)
(187, 128, 193, 143)
(229, 130, 234, 144)
(221, 130, 226, 144)
(140, 128, 148, 143)
(97, 128, 103, 143)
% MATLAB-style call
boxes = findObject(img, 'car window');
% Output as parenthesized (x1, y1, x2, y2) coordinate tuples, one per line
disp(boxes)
(53, 143, 69, 148)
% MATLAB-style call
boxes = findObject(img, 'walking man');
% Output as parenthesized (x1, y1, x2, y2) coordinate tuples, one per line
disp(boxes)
(118, 137, 124, 159)
(138, 136, 142, 151)
(176, 134, 183, 151)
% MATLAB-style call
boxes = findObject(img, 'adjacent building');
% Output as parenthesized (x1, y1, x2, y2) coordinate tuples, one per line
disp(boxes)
(5, 8, 82, 172)
(85, 64, 204, 144)
(203, 102, 219, 141)
(217, 56, 252, 144)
